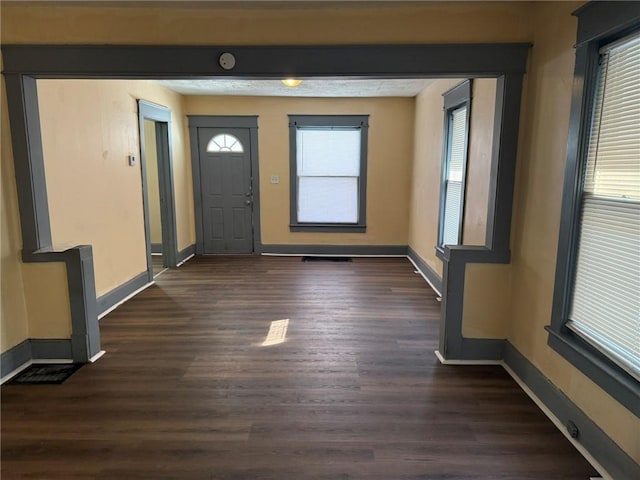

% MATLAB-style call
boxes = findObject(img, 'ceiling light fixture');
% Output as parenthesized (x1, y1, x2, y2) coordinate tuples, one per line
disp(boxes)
(282, 78, 302, 87)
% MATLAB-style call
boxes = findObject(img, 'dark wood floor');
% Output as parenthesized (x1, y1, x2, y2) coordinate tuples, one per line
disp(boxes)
(1, 256, 597, 479)
(152, 254, 166, 277)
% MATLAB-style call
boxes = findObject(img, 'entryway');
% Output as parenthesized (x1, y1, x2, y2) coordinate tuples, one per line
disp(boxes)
(189, 116, 261, 254)
(138, 100, 180, 279)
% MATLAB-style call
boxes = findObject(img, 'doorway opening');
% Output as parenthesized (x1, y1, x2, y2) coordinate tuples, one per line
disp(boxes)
(138, 100, 179, 281)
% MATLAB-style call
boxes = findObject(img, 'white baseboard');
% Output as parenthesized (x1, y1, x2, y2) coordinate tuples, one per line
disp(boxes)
(434, 350, 503, 365)
(407, 256, 442, 297)
(89, 350, 106, 363)
(176, 253, 195, 267)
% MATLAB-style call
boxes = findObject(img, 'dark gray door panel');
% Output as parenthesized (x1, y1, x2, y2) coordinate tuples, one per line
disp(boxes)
(198, 127, 253, 254)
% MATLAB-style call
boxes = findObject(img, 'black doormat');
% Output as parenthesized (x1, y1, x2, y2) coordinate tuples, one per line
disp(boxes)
(302, 256, 352, 262)
(7, 363, 82, 385)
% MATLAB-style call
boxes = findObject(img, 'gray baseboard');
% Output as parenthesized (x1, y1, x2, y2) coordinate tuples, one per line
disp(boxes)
(177, 244, 196, 265)
(261, 244, 408, 256)
(1, 338, 74, 379)
(31, 338, 73, 359)
(1, 340, 32, 377)
(407, 246, 442, 294)
(96, 271, 149, 315)
(503, 341, 639, 480)
(151, 243, 163, 254)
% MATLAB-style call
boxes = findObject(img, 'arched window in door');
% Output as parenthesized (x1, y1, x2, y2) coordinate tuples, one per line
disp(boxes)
(206, 134, 244, 153)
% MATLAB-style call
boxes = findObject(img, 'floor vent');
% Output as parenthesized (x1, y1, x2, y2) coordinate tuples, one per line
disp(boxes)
(302, 256, 352, 262)
(7, 364, 82, 385)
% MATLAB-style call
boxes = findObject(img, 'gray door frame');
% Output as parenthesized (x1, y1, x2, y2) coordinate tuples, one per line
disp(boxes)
(138, 100, 179, 277)
(188, 115, 261, 255)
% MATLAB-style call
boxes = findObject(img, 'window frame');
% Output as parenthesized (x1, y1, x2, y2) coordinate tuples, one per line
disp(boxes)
(437, 80, 472, 250)
(547, 2, 640, 416)
(288, 114, 369, 232)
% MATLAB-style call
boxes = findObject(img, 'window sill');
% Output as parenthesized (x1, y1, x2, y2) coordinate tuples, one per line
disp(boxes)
(289, 224, 366, 233)
(545, 326, 640, 417)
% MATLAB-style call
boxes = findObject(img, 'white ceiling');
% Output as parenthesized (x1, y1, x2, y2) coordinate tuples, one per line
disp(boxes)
(155, 78, 435, 97)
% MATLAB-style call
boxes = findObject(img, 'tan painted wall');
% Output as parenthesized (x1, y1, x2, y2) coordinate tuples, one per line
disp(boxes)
(37, 79, 194, 297)
(462, 263, 510, 339)
(186, 96, 414, 246)
(1, 3, 533, 45)
(144, 120, 163, 245)
(22, 263, 72, 339)
(463, 79, 496, 246)
(408, 78, 496, 277)
(509, 2, 640, 462)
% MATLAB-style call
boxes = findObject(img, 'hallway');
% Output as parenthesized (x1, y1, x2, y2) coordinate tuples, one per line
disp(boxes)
(1, 257, 596, 479)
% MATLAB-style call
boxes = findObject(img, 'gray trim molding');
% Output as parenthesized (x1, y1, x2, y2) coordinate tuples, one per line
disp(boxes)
(5, 72, 101, 364)
(288, 114, 369, 232)
(1, 340, 32, 378)
(30, 339, 73, 360)
(188, 115, 258, 129)
(177, 244, 196, 265)
(435, 71, 524, 361)
(1, 44, 531, 78)
(187, 115, 262, 255)
(1, 339, 74, 379)
(573, 1, 640, 47)
(22, 246, 100, 363)
(503, 341, 640, 480)
(138, 100, 179, 275)
(96, 271, 149, 315)
(547, 1, 640, 417)
(407, 246, 442, 294)
(261, 244, 408, 256)
(5, 74, 51, 253)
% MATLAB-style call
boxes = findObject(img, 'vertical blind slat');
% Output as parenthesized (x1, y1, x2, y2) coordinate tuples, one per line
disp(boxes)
(441, 105, 468, 245)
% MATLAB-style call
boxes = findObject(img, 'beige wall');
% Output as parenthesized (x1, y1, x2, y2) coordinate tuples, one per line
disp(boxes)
(1, 3, 533, 45)
(186, 96, 414, 246)
(463, 79, 496, 245)
(408, 78, 496, 277)
(144, 120, 163, 245)
(37, 79, 193, 297)
(509, 2, 639, 462)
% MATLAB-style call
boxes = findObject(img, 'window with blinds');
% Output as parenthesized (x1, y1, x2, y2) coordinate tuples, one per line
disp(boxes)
(440, 105, 469, 246)
(568, 32, 640, 381)
(296, 127, 362, 223)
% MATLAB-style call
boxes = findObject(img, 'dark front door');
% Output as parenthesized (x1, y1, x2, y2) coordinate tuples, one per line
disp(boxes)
(197, 128, 253, 254)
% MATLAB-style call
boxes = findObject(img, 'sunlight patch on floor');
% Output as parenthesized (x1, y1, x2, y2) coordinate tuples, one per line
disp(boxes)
(261, 319, 289, 346)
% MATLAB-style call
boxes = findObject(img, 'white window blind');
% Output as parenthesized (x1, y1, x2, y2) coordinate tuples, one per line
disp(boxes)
(568, 32, 640, 381)
(296, 128, 361, 223)
(441, 106, 468, 246)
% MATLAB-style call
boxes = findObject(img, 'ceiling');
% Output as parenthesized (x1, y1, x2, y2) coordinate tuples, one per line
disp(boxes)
(155, 78, 435, 97)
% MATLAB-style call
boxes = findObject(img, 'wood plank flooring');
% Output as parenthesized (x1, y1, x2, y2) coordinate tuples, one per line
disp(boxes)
(1, 256, 597, 479)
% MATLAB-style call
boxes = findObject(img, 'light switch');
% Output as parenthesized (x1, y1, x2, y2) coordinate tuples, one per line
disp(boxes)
(270, 175, 280, 184)
(128, 155, 136, 166)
